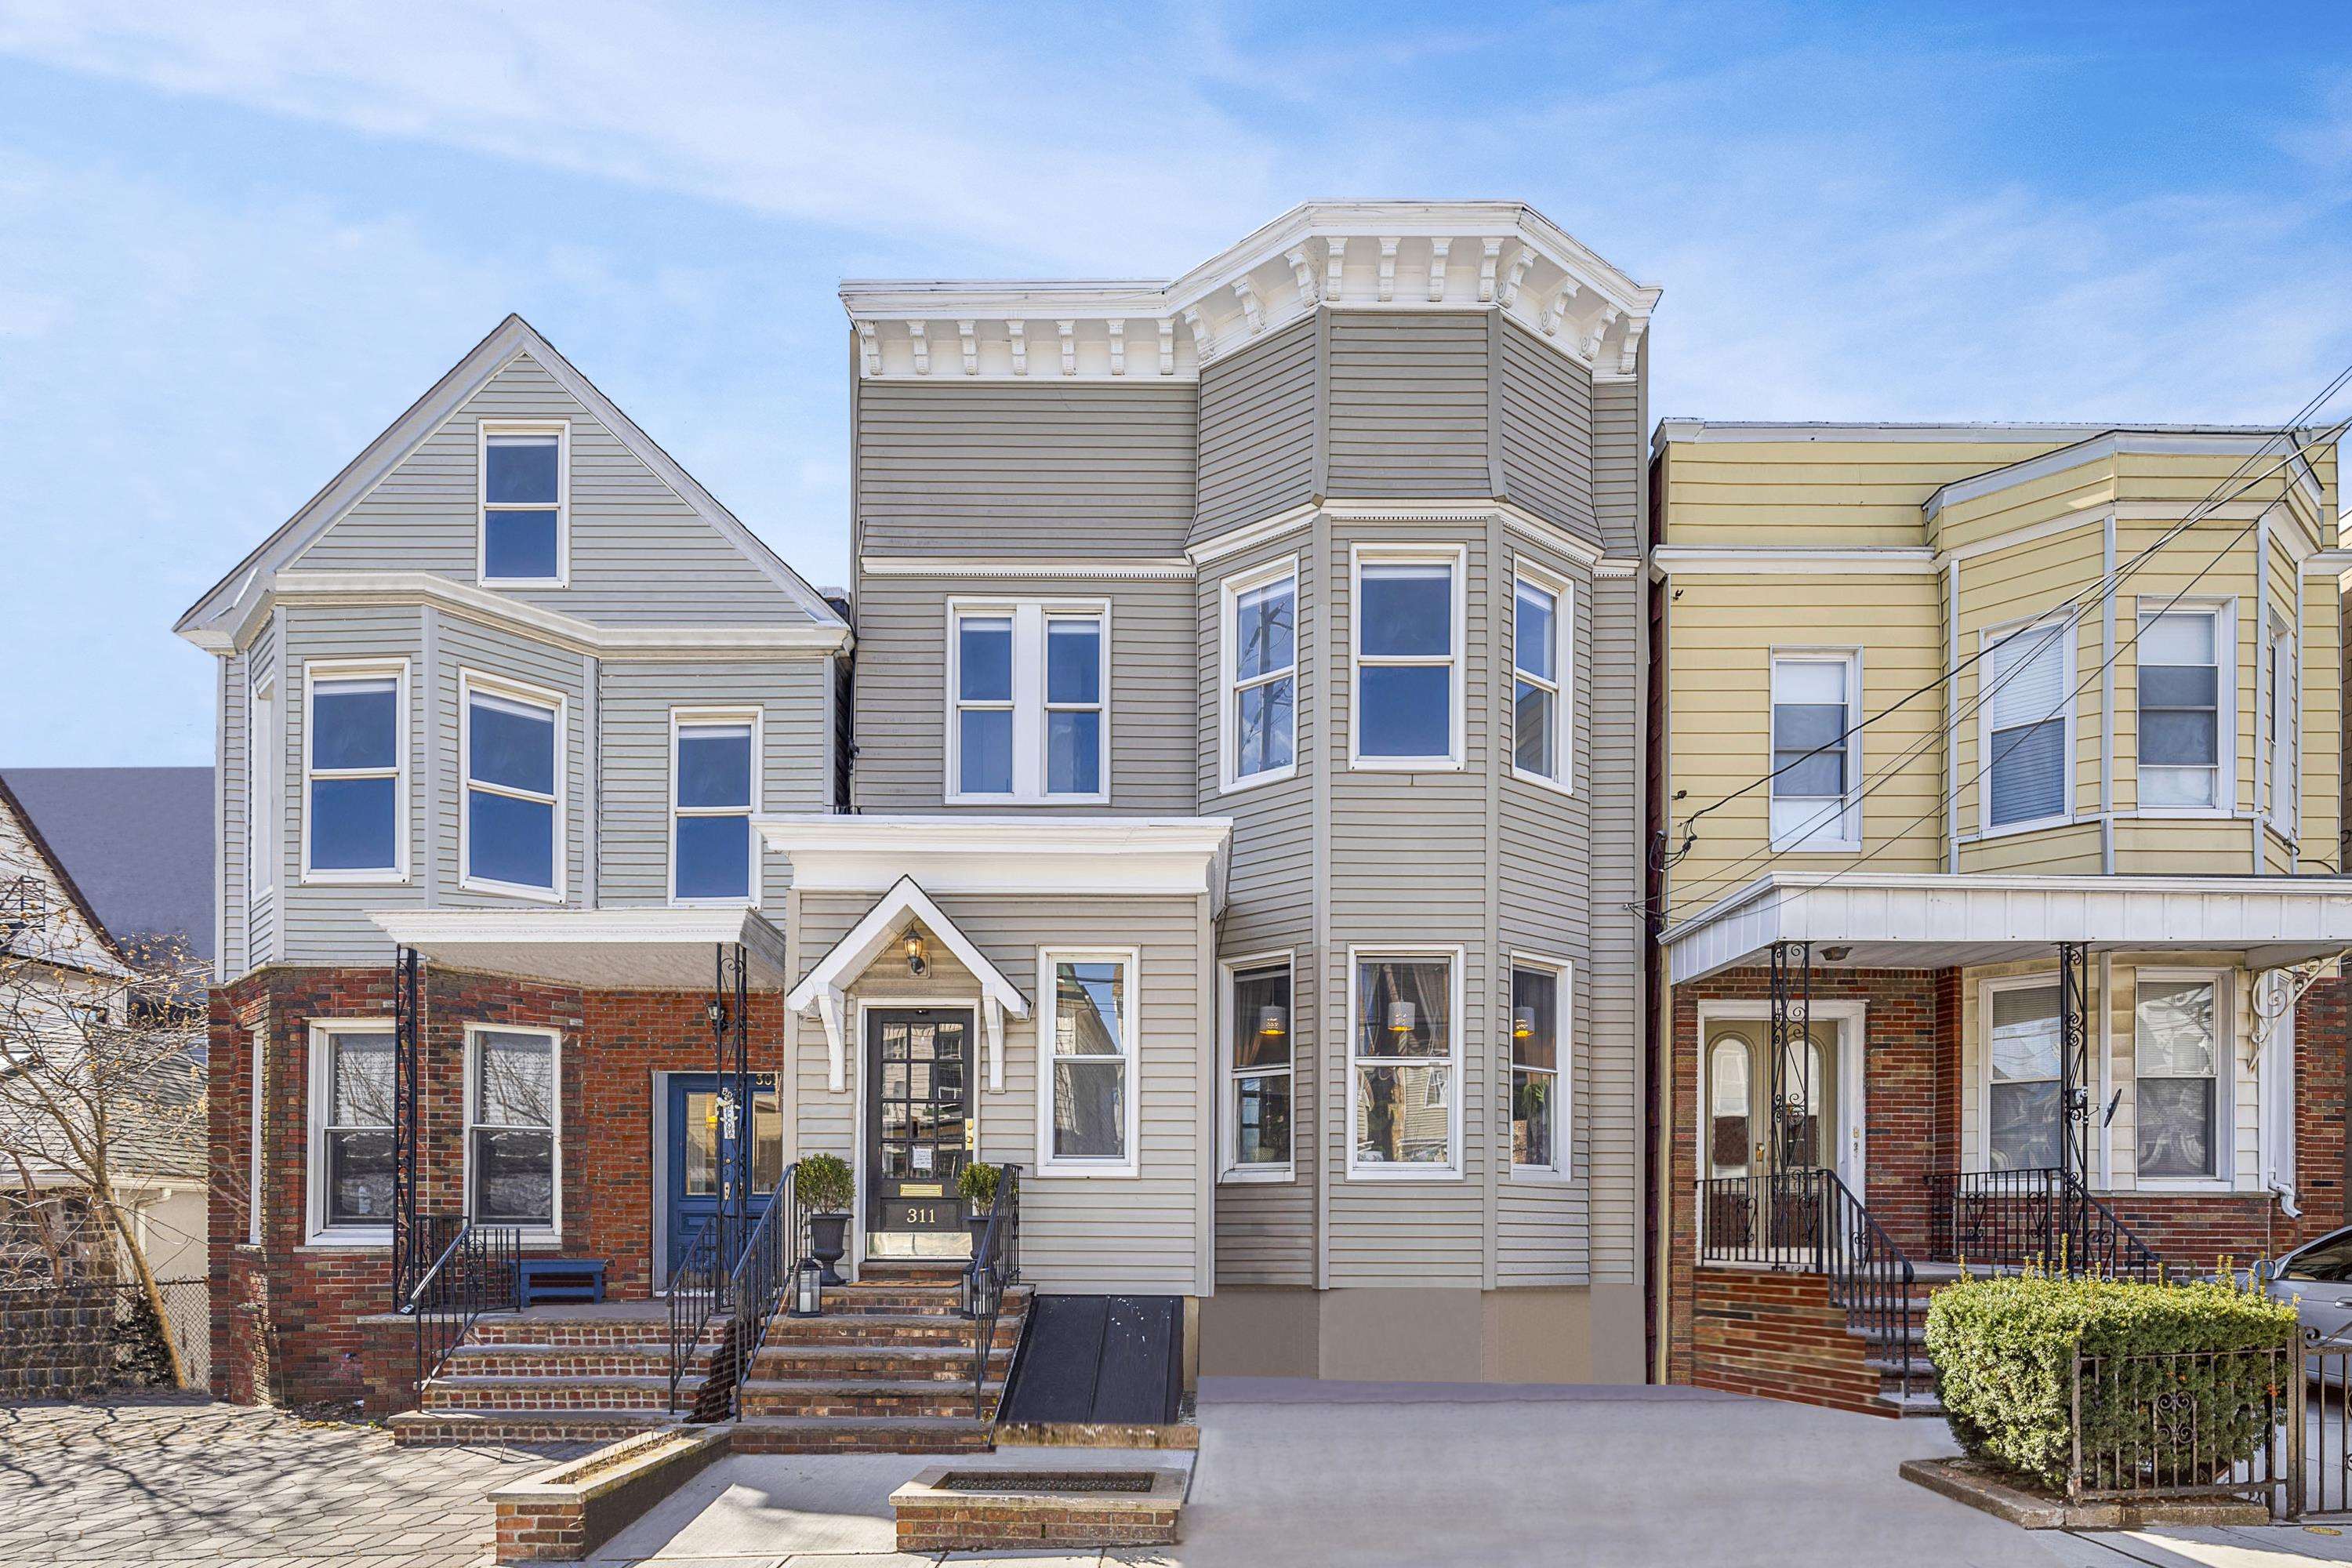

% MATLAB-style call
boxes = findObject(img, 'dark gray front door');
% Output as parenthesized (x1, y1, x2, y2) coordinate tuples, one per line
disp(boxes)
(866, 1008, 972, 1233)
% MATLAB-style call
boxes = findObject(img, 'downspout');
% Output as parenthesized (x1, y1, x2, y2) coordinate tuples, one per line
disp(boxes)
(2101, 514, 2116, 875)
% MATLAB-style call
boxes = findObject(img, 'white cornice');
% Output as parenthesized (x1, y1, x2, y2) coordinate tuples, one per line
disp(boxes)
(1650, 546, 1940, 575)
(1653, 418, 2312, 457)
(2303, 551, 2352, 575)
(841, 201, 1659, 385)
(858, 556, 1196, 581)
(1185, 499, 1628, 575)
(1922, 432, 2327, 521)
(755, 813, 1232, 909)
(1186, 504, 1320, 567)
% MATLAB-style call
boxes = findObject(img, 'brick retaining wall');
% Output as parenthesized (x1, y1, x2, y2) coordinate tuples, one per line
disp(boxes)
(0, 1285, 116, 1399)
(1688, 1267, 1888, 1418)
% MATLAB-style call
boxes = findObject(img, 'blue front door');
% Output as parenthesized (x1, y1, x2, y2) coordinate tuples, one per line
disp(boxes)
(664, 1073, 782, 1281)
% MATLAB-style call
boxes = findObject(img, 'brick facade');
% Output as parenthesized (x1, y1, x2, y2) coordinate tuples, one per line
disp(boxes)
(1688, 1267, 1886, 1417)
(209, 963, 782, 1408)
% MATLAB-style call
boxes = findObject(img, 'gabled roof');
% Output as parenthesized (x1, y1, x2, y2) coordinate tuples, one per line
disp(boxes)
(175, 314, 847, 649)
(1, 768, 212, 961)
(0, 772, 128, 979)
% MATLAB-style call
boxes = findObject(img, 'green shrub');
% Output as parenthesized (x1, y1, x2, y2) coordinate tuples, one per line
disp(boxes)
(796, 1153, 854, 1213)
(1926, 1273, 2296, 1493)
(957, 1161, 1000, 1211)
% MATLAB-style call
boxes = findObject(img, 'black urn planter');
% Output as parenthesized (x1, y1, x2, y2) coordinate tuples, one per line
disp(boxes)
(808, 1211, 851, 1286)
(967, 1210, 994, 1260)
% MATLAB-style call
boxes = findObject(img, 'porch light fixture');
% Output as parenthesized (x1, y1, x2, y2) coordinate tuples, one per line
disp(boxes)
(1388, 1001, 1417, 1034)
(1257, 1005, 1287, 1038)
(904, 927, 928, 978)
(1512, 1007, 1537, 1040)
(789, 1258, 825, 1318)
(1821, 946, 1851, 963)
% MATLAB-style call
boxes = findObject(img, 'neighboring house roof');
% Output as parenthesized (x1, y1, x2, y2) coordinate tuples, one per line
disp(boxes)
(0, 771, 126, 978)
(2, 768, 212, 963)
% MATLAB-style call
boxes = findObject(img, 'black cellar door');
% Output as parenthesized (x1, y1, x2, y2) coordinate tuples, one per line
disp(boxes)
(866, 1007, 973, 1232)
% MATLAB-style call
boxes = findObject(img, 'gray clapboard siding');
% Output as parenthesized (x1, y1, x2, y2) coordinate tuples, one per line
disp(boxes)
(855, 382, 1198, 559)
(222, 651, 251, 977)
(1323, 314, 1492, 499)
(597, 659, 831, 909)
(1496, 319, 1604, 551)
(1584, 573, 1644, 1283)
(296, 354, 815, 626)
(434, 615, 589, 908)
(1590, 376, 1643, 556)
(849, 573, 1197, 814)
(789, 890, 1209, 1296)
(1193, 319, 1316, 543)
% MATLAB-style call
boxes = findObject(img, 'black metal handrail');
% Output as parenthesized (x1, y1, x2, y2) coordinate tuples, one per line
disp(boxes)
(404, 1218, 521, 1392)
(703, 1163, 804, 1421)
(1697, 1167, 1918, 1401)
(667, 1214, 725, 1412)
(2057, 1168, 2163, 1283)
(1926, 1167, 2162, 1281)
(961, 1163, 1022, 1422)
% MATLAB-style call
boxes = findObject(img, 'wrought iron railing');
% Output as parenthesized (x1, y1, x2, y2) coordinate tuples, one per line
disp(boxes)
(961, 1163, 1022, 1422)
(668, 1214, 725, 1413)
(2070, 1339, 2296, 1517)
(701, 1163, 804, 1421)
(1926, 1167, 2162, 1281)
(1697, 1167, 1919, 1400)
(404, 1219, 521, 1391)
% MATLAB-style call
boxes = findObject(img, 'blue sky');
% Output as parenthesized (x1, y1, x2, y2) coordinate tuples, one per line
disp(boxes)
(2, 1, 2347, 765)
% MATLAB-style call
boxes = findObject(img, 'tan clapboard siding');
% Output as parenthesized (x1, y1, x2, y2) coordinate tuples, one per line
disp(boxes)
(1495, 318, 1603, 551)
(1193, 318, 1316, 543)
(855, 380, 1198, 558)
(1954, 527, 2103, 835)
(1661, 440, 2071, 546)
(2303, 574, 2341, 862)
(1323, 313, 1491, 498)
(790, 891, 1210, 1297)
(296, 354, 805, 626)
(1929, 464, 2115, 554)
(848, 572, 1196, 815)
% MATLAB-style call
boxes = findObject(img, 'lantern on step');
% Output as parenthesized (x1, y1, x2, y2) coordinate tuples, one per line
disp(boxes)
(789, 1257, 825, 1318)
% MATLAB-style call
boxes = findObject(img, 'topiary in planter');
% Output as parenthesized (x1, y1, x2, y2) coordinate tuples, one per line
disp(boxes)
(1926, 1272, 2296, 1494)
(956, 1161, 1000, 1213)
(796, 1153, 854, 1214)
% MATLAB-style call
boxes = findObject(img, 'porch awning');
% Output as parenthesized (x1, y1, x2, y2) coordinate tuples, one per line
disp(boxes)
(1661, 871, 2352, 985)
(368, 906, 789, 991)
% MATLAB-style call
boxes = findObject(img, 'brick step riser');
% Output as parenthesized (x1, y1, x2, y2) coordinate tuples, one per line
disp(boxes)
(739, 1387, 1002, 1419)
(466, 1321, 722, 1350)
(390, 1414, 670, 1448)
(855, 1267, 972, 1285)
(437, 1352, 688, 1379)
(764, 1319, 1022, 1348)
(422, 1385, 678, 1413)
(750, 1354, 1010, 1381)
(729, 1425, 993, 1456)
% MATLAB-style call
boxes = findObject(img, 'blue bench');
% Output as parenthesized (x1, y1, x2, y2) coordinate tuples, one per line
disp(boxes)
(515, 1258, 608, 1308)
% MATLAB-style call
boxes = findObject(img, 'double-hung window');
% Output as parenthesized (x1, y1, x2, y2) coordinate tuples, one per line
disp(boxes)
(1510, 960, 1570, 1176)
(1983, 622, 2071, 830)
(1352, 549, 1463, 768)
(1769, 652, 1860, 851)
(672, 712, 759, 903)
(2138, 608, 2223, 811)
(2266, 617, 2296, 826)
(479, 424, 566, 585)
(1986, 982, 2062, 1171)
(2135, 975, 2222, 1181)
(1348, 949, 1460, 1176)
(467, 1026, 559, 1230)
(1223, 956, 1293, 1178)
(250, 677, 277, 900)
(304, 662, 405, 880)
(1039, 950, 1138, 1174)
(1512, 569, 1570, 786)
(948, 602, 1109, 803)
(1224, 564, 1297, 789)
(309, 1023, 395, 1241)
(462, 676, 561, 898)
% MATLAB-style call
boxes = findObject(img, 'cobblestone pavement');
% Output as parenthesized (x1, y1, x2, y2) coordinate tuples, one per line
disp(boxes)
(0, 1394, 589, 1567)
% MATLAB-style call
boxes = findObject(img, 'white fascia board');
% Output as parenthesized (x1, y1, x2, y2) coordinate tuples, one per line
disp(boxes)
(785, 874, 1029, 1018)
(2300, 551, 2352, 575)
(756, 813, 1232, 900)
(370, 905, 790, 988)
(858, 556, 1196, 580)
(1922, 433, 2328, 522)
(1650, 546, 1938, 575)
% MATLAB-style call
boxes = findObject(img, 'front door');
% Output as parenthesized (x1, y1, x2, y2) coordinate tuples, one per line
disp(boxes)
(663, 1073, 782, 1282)
(1703, 1018, 1842, 1254)
(866, 1008, 973, 1240)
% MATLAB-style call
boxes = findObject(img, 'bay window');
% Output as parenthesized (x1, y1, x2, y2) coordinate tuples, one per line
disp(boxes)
(1352, 548, 1463, 768)
(1512, 569, 1570, 786)
(467, 1026, 559, 1230)
(1223, 564, 1297, 789)
(672, 711, 759, 903)
(303, 662, 405, 880)
(308, 1023, 395, 1241)
(1986, 982, 2061, 1171)
(1222, 956, 1293, 1177)
(2137, 607, 2222, 811)
(1348, 949, 1460, 1176)
(462, 676, 561, 898)
(1983, 622, 2070, 829)
(2135, 975, 2222, 1181)
(479, 424, 566, 584)
(1510, 960, 1570, 1176)
(949, 602, 1109, 802)
(1039, 949, 1137, 1174)
(1769, 652, 1860, 851)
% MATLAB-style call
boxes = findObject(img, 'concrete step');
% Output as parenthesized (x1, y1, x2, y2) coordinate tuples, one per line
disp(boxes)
(387, 1408, 677, 1447)
(856, 1261, 974, 1287)
(1876, 1389, 1948, 1418)
(763, 1310, 1025, 1348)
(420, 1373, 677, 1413)
(728, 1414, 995, 1454)
(737, 1377, 1004, 1419)
(751, 1343, 1014, 1381)
(816, 1283, 1032, 1316)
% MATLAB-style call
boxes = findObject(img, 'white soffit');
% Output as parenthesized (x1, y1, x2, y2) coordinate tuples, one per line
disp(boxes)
(755, 815, 1233, 906)
(1663, 872, 2352, 985)
(840, 200, 1661, 383)
(370, 906, 789, 991)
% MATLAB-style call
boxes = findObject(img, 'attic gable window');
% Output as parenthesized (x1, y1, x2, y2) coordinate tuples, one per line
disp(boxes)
(479, 423, 568, 586)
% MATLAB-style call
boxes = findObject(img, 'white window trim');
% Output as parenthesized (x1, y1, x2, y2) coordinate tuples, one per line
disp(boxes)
(946, 598, 1112, 805)
(250, 675, 278, 901)
(463, 1022, 564, 1240)
(1768, 646, 1864, 853)
(1218, 949, 1297, 1183)
(477, 419, 570, 588)
(1034, 946, 1142, 1178)
(2129, 966, 2236, 1192)
(1976, 615, 2075, 838)
(1505, 953, 1574, 1182)
(299, 658, 410, 886)
(669, 706, 764, 907)
(2131, 598, 2236, 821)
(1218, 557, 1301, 795)
(2265, 615, 2297, 833)
(1344, 944, 1466, 1181)
(246, 1024, 265, 1247)
(304, 1018, 394, 1248)
(1974, 973, 2065, 1173)
(458, 669, 567, 903)
(1509, 561, 1575, 793)
(1348, 544, 1467, 771)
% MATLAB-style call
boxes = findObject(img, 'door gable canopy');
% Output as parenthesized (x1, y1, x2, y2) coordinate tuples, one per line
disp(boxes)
(786, 876, 1029, 1092)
